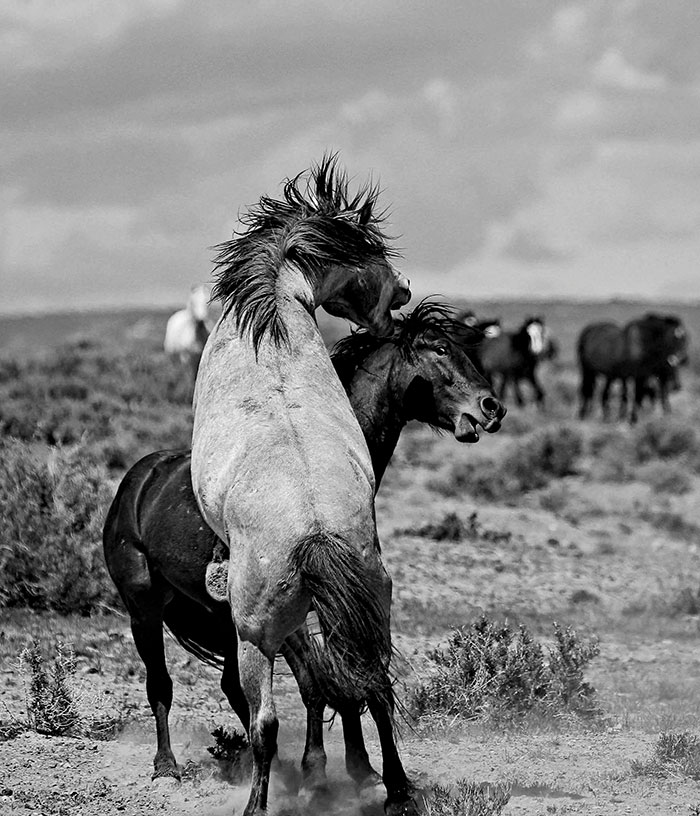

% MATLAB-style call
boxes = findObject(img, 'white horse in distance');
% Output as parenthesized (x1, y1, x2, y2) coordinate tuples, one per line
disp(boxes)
(164, 284, 219, 390)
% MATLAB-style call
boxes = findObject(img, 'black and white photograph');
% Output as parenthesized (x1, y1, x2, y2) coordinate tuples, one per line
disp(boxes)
(2, 2, 700, 814)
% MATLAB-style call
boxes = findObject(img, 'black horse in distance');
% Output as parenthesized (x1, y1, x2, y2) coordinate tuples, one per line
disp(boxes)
(577, 312, 688, 423)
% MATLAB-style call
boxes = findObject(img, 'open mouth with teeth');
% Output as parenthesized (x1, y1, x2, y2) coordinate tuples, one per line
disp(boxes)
(454, 412, 504, 443)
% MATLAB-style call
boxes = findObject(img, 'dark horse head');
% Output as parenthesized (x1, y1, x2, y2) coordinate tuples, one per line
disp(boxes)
(332, 300, 506, 443)
(636, 312, 688, 369)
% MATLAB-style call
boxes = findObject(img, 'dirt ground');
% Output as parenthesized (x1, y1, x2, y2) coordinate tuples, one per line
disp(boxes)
(3, 379, 700, 814)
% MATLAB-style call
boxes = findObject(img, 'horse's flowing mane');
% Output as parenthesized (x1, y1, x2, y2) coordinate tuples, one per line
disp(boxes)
(211, 155, 395, 352)
(331, 299, 483, 385)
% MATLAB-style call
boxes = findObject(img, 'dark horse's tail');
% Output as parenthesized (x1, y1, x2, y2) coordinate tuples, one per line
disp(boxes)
(292, 532, 395, 715)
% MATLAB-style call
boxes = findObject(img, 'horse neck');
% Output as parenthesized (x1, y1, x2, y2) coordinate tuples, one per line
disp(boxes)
(345, 348, 405, 490)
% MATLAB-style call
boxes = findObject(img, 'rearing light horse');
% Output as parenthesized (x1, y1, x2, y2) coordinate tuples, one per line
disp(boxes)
(190, 158, 416, 816)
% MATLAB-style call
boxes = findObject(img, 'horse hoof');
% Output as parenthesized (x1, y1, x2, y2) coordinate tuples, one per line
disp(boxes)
(355, 770, 383, 790)
(151, 775, 181, 790)
(152, 754, 181, 783)
(385, 799, 419, 816)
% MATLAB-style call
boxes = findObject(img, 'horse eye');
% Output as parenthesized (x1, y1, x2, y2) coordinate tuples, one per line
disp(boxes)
(435, 346, 448, 356)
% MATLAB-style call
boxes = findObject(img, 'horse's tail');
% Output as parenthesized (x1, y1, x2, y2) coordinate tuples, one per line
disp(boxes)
(163, 592, 226, 671)
(292, 532, 394, 714)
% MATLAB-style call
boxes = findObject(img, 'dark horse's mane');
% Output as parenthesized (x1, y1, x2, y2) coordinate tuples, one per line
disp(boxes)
(331, 299, 483, 386)
(211, 155, 395, 352)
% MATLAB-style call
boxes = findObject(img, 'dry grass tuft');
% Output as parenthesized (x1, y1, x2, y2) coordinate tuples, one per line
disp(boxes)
(421, 780, 511, 816)
(632, 732, 700, 780)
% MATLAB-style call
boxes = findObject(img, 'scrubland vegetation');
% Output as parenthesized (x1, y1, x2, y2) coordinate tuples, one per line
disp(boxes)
(2, 304, 700, 814)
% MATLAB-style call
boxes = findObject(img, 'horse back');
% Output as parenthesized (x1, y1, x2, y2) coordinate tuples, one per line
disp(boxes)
(192, 312, 376, 548)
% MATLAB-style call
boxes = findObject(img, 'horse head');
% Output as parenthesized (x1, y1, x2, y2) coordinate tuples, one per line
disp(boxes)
(323, 263, 411, 338)
(522, 316, 546, 357)
(334, 301, 506, 443)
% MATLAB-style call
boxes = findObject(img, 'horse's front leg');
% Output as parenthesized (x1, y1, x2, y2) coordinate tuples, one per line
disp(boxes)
(237, 640, 278, 816)
(528, 367, 545, 408)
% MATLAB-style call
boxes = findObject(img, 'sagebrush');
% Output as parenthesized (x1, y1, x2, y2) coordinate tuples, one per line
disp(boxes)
(434, 425, 583, 500)
(409, 615, 599, 722)
(422, 780, 511, 816)
(632, 732, 700, 780)
(0, 438, 119, 612)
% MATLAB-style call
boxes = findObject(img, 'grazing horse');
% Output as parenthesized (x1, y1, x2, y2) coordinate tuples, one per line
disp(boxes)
(102, 301, 505, 794)
(478, 316, 548, 406)
(164, 284, 216, 391)
(577, 312, 688, 423)
(189, 157, 414, 816)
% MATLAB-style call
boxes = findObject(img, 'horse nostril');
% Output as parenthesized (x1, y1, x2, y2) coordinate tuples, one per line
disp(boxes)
(480, 396, 502, 417)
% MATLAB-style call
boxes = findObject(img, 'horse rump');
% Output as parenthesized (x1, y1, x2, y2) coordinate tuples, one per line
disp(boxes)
(292, 532, 395, 713)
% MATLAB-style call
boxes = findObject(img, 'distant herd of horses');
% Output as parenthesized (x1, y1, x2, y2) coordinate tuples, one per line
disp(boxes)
(166, 291, 689, 426)
(105, 157, 690, 816)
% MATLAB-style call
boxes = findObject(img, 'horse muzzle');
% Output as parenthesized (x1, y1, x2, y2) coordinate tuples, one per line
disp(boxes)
(453, 396, 506, 442)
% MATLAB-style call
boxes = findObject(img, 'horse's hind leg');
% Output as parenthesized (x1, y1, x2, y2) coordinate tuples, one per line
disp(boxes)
(280, 634, 328, 792)
(579, 367, 595, 419)
(368, 678, 418, 816)
(338, 701, 381, 787)
(528, 368, 545, 408)
(619, 378, 631, 421)
(122, 560, 179, 779)
(600, 376, 613, 420)
(238, 640, 278, 816)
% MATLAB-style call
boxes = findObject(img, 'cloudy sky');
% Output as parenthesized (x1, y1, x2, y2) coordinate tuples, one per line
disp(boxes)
(3, 0, 700, 313)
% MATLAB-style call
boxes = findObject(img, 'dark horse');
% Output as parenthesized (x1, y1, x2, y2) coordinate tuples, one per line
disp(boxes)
(103, 301, 505, 797)
(577, 312, 688, 423)
(477, 316, 549, 407)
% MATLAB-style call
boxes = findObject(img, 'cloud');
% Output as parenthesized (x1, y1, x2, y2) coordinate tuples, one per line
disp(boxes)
(591, 48, 666, 90)
(497, 227, 571, 263)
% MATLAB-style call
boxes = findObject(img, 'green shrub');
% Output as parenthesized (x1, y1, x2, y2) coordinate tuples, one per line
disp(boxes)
(637, 461, 693, 494)
(404, 512, 513, 544)
(208, 725, 250, 782)
(12, 639, 129, 739)
(434, 425, 583, 500)
(0, 340, 193, 467)
(409, 615, 599, 722)
(20, 640, 81, 735)
(639, 509, 700, 542)
(632, 732, 700, 780)
(422, 780, 511, 816)
(0, 438, 119, 613)
(634, 417, 698, 463)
